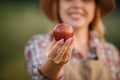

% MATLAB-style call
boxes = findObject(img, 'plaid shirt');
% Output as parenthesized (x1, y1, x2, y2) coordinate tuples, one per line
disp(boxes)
(24, 32, 120, 80)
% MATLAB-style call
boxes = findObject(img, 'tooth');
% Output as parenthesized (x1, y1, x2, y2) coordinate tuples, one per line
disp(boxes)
(71, 14, 80, 18)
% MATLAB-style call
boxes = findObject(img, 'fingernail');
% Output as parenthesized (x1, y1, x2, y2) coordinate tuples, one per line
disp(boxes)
(73, 36, 75, 39)
(59, 39, 64, 43)
(66, 38, 72, 43)
(71, 37, 74, 42)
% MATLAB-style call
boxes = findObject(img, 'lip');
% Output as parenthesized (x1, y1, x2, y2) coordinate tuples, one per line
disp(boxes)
(69, 8, 85, 15)
(69, 12, 84, 20)
(69, 11, 84, 15)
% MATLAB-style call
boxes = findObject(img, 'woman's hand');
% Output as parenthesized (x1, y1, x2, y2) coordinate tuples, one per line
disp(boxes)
(40, 38, 73, 80)
(48, 37, 73, 65)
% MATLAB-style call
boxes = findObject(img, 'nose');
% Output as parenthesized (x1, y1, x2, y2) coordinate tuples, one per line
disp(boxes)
(72, 0, 83, 9)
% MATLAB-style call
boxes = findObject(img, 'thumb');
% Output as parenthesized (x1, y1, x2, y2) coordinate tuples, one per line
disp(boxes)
(52, 37, 57, 45)
(50, 37, 57, 49)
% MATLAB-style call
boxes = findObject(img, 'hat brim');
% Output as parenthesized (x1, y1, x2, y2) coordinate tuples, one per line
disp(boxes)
(41, 0, 116, 22)
(98, 0, 115, 17)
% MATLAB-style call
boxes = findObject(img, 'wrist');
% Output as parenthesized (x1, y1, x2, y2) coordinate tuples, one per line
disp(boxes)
(40, 59, 63, 80)
(47, 58, 64, 68)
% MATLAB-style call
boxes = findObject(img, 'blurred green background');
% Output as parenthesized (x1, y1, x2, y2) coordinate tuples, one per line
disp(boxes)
(0, 0, 120, 80)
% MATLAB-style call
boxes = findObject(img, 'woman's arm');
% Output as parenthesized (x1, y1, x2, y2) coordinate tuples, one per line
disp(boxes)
(40, 59, 63, 80)
(24, 35, 73, 80)
(106, 43, 120, 80)
(113, 46, 120, 80)
(40, 38, 73, 80)
(24, 35, 51, 80)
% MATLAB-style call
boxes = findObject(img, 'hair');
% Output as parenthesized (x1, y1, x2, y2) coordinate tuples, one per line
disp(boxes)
(90, 4, 105, 41)
(41, 0, 105, 41)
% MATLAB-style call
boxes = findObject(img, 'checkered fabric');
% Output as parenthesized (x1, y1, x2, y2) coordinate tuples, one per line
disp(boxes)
(24, 32, 120, 80)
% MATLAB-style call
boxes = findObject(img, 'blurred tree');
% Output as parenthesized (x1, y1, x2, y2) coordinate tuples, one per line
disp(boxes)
(116, 0, 120, 10)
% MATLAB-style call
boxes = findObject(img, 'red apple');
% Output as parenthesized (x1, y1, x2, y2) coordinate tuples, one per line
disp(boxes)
(53, 23, 73, 41)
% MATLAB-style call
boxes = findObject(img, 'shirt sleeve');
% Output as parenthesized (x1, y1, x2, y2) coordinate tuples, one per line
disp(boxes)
(108, 43, 120, 80)
(24, 35, 51, 80)
(112, 45, 120, 80)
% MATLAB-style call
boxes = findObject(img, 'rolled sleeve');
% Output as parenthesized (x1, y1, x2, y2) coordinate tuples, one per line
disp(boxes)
(24, 35, 64, 80)
(24, 35, 50, 80)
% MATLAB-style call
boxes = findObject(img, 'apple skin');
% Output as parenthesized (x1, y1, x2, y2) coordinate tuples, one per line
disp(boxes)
(53, 23, 73, 41)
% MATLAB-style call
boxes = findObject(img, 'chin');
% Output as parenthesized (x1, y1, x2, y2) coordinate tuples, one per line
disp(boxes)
(65, 21, 86, 29)
(62, 17, 88, 28)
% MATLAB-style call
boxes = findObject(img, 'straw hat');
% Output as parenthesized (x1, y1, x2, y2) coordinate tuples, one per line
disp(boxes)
(40, 0, 116, 22)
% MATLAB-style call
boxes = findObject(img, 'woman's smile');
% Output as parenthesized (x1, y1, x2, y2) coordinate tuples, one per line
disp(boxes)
(69, 12, 84, 20)
(59, 0, 95, 28)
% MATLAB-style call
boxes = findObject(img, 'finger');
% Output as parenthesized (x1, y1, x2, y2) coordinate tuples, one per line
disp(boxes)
(62, 37, 73, 59)
(48, 39, 64, 58)
(62, 44, 73, 62)
(52, 44, 68, 64)
(62, 45, 73, 63)
(52, 39, 64, 53)
(53, 38, 73, 64)
(58, 38, 73, 57)
(52, 38, 71, 64)
(51, 37, 57, 46)
(50, 37, 60, 49)
(63, 53, 71, 63)
(52, 52, 63, 64)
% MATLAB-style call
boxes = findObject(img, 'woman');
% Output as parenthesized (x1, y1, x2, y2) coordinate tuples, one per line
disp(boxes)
(24, 0, 120, 80)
